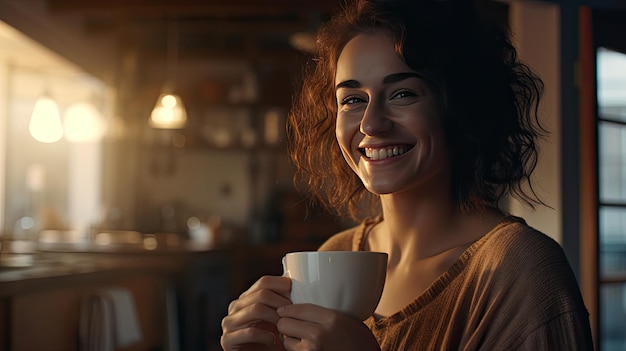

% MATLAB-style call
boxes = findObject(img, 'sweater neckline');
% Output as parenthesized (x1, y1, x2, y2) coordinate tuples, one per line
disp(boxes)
(356, 215, 522, 327)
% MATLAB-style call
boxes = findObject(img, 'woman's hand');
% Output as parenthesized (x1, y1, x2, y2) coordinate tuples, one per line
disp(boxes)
(276, 303, 380, 351)
(221, 276, 292, 350)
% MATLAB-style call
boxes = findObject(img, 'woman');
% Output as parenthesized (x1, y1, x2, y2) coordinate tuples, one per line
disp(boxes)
(221, 0, 594, 349)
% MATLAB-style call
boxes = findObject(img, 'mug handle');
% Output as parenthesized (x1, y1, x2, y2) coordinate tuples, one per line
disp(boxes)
(281, 256, 289, 277)
(281, 256, 293, 302)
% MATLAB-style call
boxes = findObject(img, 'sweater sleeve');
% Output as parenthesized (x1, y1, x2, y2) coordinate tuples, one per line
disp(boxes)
(472, 221, 593, 350)
(514, 310, 594, 350)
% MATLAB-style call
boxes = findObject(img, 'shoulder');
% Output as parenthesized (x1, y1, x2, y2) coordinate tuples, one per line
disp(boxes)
(467, 217, 592, 348)
(317, 228, 356, 251)
(473, 215, 586, 309)
(318, 217, 381, 251)
(479, 216, 569, 268)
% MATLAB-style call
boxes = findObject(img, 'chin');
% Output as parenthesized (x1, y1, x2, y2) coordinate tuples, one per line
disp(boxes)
(363, 183, 396, 195)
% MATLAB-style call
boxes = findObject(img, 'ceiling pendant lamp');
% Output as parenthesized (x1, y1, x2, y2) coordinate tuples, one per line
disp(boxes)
(150, 85, 187, 129)
(64, 100, 106, 142)
(150, 19, 187, 129)
(29, 93, 64, 143)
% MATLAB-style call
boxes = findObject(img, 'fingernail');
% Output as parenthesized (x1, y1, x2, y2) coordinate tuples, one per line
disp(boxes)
(277, 306, 285, 315)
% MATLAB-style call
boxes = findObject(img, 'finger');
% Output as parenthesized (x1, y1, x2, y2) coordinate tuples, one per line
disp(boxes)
(281, 333, 324, 351)
(282, 335, 303, 351)
(241, 275, 292, 298)
(220, 325, 277, 350)
(277, 303, 338, 325)
(277, 315, 325, 345)
(228, 288, 292, 316)
(223, 301, 284, 332)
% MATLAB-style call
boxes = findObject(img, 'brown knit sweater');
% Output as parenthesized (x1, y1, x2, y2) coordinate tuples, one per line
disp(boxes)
(318, 216, 593, 350)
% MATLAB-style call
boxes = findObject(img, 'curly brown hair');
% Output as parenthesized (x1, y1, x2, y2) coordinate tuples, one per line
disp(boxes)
(287, 0, 546, 221)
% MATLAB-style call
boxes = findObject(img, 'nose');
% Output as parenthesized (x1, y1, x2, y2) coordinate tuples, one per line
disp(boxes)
(359, 100, 392, 136)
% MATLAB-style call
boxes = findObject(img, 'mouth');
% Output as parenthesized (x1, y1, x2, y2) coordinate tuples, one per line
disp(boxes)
(360, 145, 413, 161)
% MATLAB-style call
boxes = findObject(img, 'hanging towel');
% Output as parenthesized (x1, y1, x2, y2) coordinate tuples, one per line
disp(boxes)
(79, 287, 143, 351)
(165, 284, 180, 351)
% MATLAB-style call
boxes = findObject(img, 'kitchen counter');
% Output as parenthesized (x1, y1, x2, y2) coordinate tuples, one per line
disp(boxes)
(0, 245, 233, 351)
(0, 240, 225, 291)
(0, 240, 320, 350)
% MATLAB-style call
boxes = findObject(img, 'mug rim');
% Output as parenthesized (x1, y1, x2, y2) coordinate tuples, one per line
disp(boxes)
(284, 250, 387, 257)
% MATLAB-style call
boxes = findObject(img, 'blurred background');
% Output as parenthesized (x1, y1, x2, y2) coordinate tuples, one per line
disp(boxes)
(0, 0, 625, 350)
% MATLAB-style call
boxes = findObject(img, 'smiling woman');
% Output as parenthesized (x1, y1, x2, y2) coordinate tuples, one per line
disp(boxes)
(221, 0, 593, 350)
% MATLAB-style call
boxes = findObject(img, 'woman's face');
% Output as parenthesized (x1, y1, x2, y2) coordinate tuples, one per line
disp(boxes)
(334, 31, 450, 195)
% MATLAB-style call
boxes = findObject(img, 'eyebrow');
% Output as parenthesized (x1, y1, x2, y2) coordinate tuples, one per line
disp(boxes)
(335, 72, 423, 90)
(383, 72, 422, 84)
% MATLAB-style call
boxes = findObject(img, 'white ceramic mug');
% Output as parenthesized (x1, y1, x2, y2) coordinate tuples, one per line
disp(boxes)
(282, 251, 388, 321)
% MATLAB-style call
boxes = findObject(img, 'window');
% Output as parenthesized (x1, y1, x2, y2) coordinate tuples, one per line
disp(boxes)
(597, 47, 626, 351)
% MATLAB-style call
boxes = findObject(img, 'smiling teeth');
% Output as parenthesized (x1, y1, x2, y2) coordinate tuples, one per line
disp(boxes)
(364, 146, 407, 160)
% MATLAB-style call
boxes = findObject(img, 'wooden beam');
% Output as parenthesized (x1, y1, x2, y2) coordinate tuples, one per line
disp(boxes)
(83, 16, 310, 36)
(46, 0, 340, 16)
(578, 6, 599, 349)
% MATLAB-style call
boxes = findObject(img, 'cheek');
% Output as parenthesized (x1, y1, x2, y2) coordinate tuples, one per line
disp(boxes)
(406, 105, 443, 139)
(335, 117, 360, 166)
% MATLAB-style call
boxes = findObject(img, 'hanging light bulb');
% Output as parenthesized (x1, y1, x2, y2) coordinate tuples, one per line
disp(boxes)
(63, 101, 106, 142)
(150, 92, 187, 129)
(29, 94, 63, 143)
(150, 18, 187, 129)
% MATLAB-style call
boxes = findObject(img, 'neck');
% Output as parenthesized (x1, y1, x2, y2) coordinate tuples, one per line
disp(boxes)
(372, 186, 502, 262)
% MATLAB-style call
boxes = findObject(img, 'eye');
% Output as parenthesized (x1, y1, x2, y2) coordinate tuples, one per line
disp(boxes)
(338, 95, 368, 112)
(390, 90, 416, 100)
(340, 96, 367, 105)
